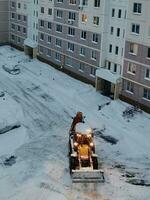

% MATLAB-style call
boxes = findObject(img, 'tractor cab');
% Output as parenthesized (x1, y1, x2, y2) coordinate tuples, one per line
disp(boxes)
(73, 123, 95, 152)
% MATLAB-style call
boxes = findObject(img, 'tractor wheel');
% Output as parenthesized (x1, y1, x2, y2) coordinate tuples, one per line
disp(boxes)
(69, 157, 76, 174)
(68, 140, 72, 156)
(92, 146, 95, 153)
(92, 157, 98, 169)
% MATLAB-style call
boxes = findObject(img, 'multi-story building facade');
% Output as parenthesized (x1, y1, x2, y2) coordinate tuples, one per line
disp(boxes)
(121, 0, 150, 111)
(0, 0, 149, 111)
(37, 0, 102, 83)
(9, 0, 28, 49)
(8, 0, 103, 84)
(0, 0, 9, 44)
(96, 0, 128, 99)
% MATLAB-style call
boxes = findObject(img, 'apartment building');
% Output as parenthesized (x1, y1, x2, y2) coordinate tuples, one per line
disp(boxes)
(0, 0, 9, 44)
(37, 0, 102, 83)
(9, 0, 28, 49)
(8, 0, 103, 83)
(1, 0, 149, 111)
(122, 0, 150, 111)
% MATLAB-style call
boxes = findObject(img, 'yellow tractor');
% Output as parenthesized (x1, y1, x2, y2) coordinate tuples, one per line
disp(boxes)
(68, 112, 104, 182)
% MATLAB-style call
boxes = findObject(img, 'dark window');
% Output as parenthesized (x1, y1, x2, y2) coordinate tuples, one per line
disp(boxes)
(118, 9, 122, 18)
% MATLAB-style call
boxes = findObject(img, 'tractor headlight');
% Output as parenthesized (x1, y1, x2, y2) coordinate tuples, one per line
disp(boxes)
(90, 142, 94, 147)
(87, 133, 92, 138)
(76, 133, 81, 138)
(74, 142, 78, 147)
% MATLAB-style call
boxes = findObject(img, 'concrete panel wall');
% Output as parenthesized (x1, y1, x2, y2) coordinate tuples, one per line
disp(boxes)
(0, 0, 9, 44)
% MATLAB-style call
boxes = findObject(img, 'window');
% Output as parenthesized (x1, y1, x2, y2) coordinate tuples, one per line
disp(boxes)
(108, 61, 111, 70)
(11, 24, 15, 30)
(23, 27, 26, 34)
(143, 88, 150, 100)
(33, 34, 35, 41)
(129, 43, 138, 55)
(132, 24, 140, 34)
(94, 0, 100, 7)
(68, 42, 74, 52)
(56, 24, 62, 32)
(57, 10, 63, 18)
(133, 3, 142, 14)
(17, 25, 21, 32)
(24, 4, 27, 10)
(55, 52, 61, 61)
(17, 14, 21, 20)
(80, 47, 85, 56)
(110, 26, 114, 35)
(69, 12, 76, 20)
(91, 50, 97, 60)
(92, 33, 98, 43)
(117, 28, 120, 37)
(90, 67, 96, 76)
(69, 0, 76, 5)
(48, 8, 52, 15)
(118, 9, 122, 18)
(39, 46, 44, 54)
(40, 33, 44, 40)
(126, 81, 134, 93)
(47, 35, 51, 43)
(11, 34, 15, 41)
(66, 57, 73, 67)
(68, 27, 75, 36)
(40, 20, 44, 27)
(93, 16, 99, 25)
(17, 37, 21, 43)
(114, 64, 117, 72)
(109, 44, 112, 53)
(48, 22, 52, 29)
(11, 2, 15, 8)
(82, 14, 87, 23)
(112, 8, 115, 17)
(127, 63, 136, 74)
(147, 48, 150, 58)
(83, 0, 88, 6)
(79, 63, 85, 71)
(18, 3, 21, 9)
(23, 16, 27, 22)
(11, 13, 15, 19)
(47, 49, 51, 57)
(57, 0, 63, 2)
(81, 31, 86, 39)
(145, 68, 150, 79)
(115, 46, 119, 55)
(41, 7, 44, 13)
(56, 38, 62, 47)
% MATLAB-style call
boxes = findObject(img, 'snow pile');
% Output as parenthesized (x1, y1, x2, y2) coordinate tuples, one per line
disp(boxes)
(0, 90, 28, 156)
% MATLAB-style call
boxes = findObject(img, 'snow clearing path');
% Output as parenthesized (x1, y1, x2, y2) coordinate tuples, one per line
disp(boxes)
(0, 46, 150, 200)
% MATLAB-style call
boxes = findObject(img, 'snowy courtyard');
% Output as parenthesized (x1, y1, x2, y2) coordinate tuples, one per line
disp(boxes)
(0, 46, 150, 200)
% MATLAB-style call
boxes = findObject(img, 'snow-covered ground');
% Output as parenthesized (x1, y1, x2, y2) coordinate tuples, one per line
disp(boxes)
(0, 46, 150, 200)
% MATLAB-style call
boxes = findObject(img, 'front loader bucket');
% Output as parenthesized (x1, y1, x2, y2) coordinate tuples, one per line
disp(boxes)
(72, 169, 104, 183)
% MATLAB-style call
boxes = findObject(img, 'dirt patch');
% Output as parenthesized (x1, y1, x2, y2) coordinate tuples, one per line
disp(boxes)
(94, 130, 118, 145)
(4, 156, 17, 166)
